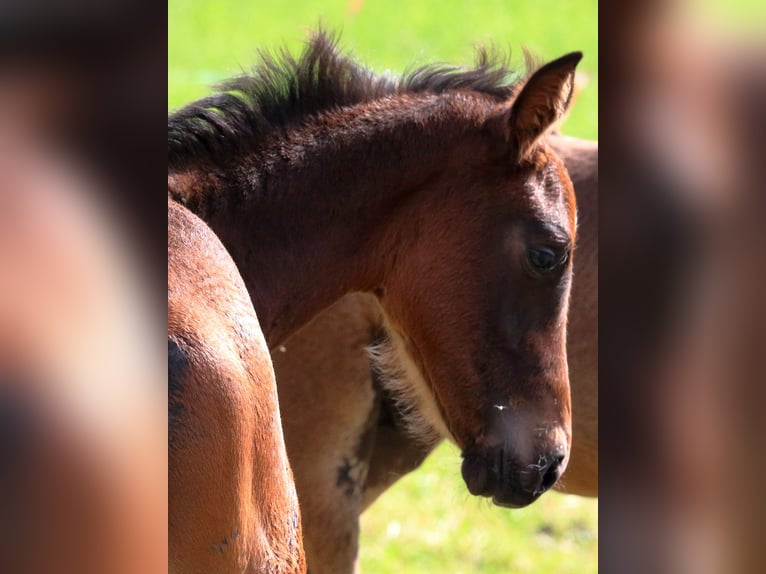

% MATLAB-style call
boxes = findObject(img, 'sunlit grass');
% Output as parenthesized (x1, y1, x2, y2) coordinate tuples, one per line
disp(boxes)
(360, 443, 597, 573)
(168, 0, 597, 140)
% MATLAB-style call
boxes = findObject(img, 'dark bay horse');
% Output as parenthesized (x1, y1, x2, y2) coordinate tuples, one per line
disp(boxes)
(168, 31, 582, 572)
(272, 134, 598, 573)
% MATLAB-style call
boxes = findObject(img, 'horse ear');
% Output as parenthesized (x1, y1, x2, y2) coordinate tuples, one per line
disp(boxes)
(499, 52, 582, 160)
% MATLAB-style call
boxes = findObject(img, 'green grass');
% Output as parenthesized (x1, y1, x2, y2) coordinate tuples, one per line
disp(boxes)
(168, 0, 597, 140)
(359, 443, 597, 573)
(169, 2, 597, 572)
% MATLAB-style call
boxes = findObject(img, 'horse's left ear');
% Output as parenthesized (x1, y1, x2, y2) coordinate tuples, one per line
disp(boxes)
(496, 52, 582, 160)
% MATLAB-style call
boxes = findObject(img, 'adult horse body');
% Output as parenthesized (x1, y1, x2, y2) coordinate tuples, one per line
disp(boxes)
(168, 32, 581, 572)
(273, 134, 598, 573)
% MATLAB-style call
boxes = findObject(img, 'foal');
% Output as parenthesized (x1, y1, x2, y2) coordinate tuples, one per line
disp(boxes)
(168, 32, 582, 572)
(273, 134, 598, 573)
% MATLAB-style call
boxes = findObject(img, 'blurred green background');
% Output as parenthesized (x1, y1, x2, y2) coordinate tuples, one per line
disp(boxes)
(169, 1, 597, 572)
(168, 0, 597, 140)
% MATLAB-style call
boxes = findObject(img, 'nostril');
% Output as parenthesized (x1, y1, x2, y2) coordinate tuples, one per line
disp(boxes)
(540, 453, 564, 491)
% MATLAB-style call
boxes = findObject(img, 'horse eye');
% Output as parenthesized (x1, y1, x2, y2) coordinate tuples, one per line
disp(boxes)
(526, 246, 565, 273)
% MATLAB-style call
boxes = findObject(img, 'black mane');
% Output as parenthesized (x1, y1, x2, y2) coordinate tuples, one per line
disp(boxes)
(168, 30, 526, 169)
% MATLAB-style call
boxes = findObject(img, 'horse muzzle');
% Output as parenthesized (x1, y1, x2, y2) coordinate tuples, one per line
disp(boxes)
(461, 442, 567, 508)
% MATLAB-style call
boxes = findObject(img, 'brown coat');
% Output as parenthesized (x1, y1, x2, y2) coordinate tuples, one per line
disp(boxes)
(273, 135, 598, 573)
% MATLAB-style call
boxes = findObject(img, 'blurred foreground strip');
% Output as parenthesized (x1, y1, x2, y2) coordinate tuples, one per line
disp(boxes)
(601, 2, 766, 574)
(0, 118, 167, 574)
(0, 7, 167, 571)
(0, 121, 167, 574)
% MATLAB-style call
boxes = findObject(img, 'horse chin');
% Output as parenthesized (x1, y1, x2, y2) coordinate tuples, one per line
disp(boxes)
(491, 490, 541, 509)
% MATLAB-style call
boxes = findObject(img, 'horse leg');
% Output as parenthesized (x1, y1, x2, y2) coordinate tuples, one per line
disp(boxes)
(274, 296, 382, 574)
(298, 407, 378, 574)
(360, 393, 439, 511)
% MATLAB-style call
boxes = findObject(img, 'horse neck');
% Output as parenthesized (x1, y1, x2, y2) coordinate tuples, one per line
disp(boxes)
(169, 96, 485, 346)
